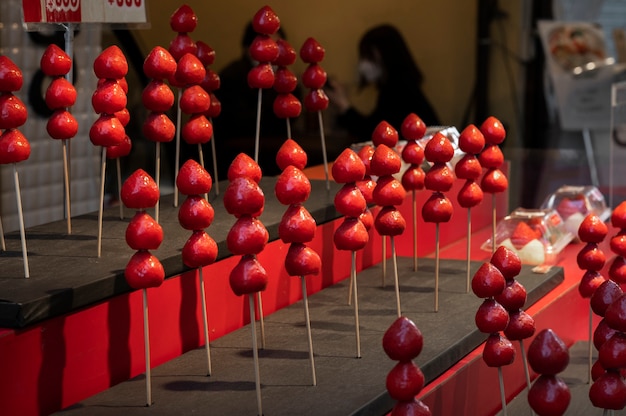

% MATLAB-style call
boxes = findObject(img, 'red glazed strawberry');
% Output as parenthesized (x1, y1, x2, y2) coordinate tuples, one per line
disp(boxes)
(228, 152, 262, 183)
(495, 279, 527, 311)
(276, 138, 307, 171)
(249, 35, 279, 63)
(126, 211, 163, 250)
(229, 254, 268, 295)
(386, 361, 425, 401)
(375, 206, 406, 236)
(454, 154, 482, 180)
(401, 166, 425, 191)
(117, 77, 129, 94)
(205, 93, 221, 118)
(401, 141, 424, 165)
(227, 215, 269, 255)
(589, 370, 626, 410)
(475, 298, 509, 333)
(458, 124, 485, 154)
(168, 33, 197, 62)
(332, 148, 365, 183)
(252, 5, 280, 35)
(527, 329, 569, 375)
(610, 256, 626, 284)
(481, 168, 508, 193)
(605, 294, 626, 332)
(223, 177, 264, 217)
(47, 109, 78, 140)
(589, 280, 624, 317)
(334, 183, 367, 218)
(528, 375, 571, 416)
(300, 37, 325, 63)
(579, 270, 605, 299)
(92, 80, 127, 115)
(0, 93, 27, 129)
(483, 332, 515, 367)
(279, 204, 316, 243)
(177, 159, 212, 195)
(106, 135, 132, 159)
(40, 44, 72, 77)
(0, 56, 23, 91)
(273, 67, 298, 94)
(275, 165, 311, 205)
(334, 217, 369, 251)
(273, 93, 301, 118)
(142, 112, 175, 143)
(247, 63, 275, 89)
(555, 195, 586, 219)
(200, 69, 220, 93)
(504, 309, 536, 341)
(356, 177, 376, 204)
(599, 332, 626, 370)
(124, 251, 165, 289)
(424, 164, 454, 192)
(182, 230, 218, 269)
(93, 45, 128, 79)
(0, 129, 30, 164)
(611, 201, 626, 229)
(457, 180, 483, 208)
(382, 316, 423, 361)
(359, 208, 374, 231)
(421, 193, 453, 223)
(303, 89, 329, 112)
(401, 113, 426, 141)
(578, 214, 608, 243)
(195, 41, 215, 66)
(490, 245, 522, 280)
(285, 243, 321, 276)
(480, 116, 506, 145)
(356, 145, 374, 176)
(577, 242, 606, 271)
(170, 4, 197, 33)
(175, 53, 206, 86)
(180, 85, 210, 114)
(591, 359, 605, 382)
(372, 121, 399, 147)
(370, 144, 402, 177)
(390, 399, 431, 416)
(45, 77, 77, 109)
(510, 221, 539, 249)
(274, 39, 296, 67)
(373, 175, 406, 206)
(121, 169, 159, 209)
(89, 114, 126, 147)
(182, 114, 212, 144)
(178, 195, 214, 230)
(302, 63, 327, 89)
(478, 144, 504, 168)
(610, 231, 626, 257)
(471, 262, 505, 298)
(595, 319, 619, 350)
(424, 132, 454, 163)
(143, 46, 177, 80)
(115, 107, 130, 127)
(142, 79, 175, 112)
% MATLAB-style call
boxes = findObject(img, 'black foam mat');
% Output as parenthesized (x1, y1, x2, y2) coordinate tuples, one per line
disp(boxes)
(55, 257, 564, 416)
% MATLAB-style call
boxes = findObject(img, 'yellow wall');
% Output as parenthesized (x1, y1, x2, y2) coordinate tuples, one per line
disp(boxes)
(133, 0, 478, 128)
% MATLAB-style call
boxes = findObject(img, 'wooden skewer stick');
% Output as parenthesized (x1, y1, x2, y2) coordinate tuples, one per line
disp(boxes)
(173, 88, 182, 208)
(97, 147, 106, 258)
(257, 291, 266, 349)
(154, 143, 160, 223)
(142, 288, 152, 407)
(248, 294, 263, 416)
(352, 251, 361, 358)
(391, 237, 401, 317)
(498, 366, 508, 416)
(116, 157, 123, 220)
(198, 267, 212, 376)
(13, 164, 29, 278)
(347, 265, 353, 306)
(382, 236, 387, 287)
(435, 223, 441, 312)
(316, 111, 330, 191)
(412, 190, 418, 271)
(300, 275, 317, 386)
(518, 339, 535, 416)
(588, 304, 593, 384)
(62, 139, 72, 233)
(466, 208, 472, 293)
(254, 88, 262, 163)
(286, 117, 292, 140)
(492, 193, 497, 255)
(0, 214, 5, 251)
(208, 117, 219, 196)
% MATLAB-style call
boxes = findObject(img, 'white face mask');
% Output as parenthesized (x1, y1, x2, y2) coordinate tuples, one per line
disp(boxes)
(357, 59, 382, 83)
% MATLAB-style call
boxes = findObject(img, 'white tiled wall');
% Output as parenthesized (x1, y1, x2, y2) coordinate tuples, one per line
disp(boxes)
(0, 0, 101, 232)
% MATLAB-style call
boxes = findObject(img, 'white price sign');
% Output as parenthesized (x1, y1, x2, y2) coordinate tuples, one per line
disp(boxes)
(22, 0, 147, 24)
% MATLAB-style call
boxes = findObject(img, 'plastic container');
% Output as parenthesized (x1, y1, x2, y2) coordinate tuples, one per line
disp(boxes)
(481, 208, 575, 266)
(540, 185, 611, 240)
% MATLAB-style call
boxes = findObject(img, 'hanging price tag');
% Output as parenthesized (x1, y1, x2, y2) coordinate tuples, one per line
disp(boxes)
(22, 0, 147, 24)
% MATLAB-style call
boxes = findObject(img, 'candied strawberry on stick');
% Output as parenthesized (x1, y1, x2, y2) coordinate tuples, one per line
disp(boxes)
(273, 38, 301, 138)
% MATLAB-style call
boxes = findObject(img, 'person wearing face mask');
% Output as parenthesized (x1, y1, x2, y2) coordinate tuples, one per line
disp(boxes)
(327, 24, 440, 142)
